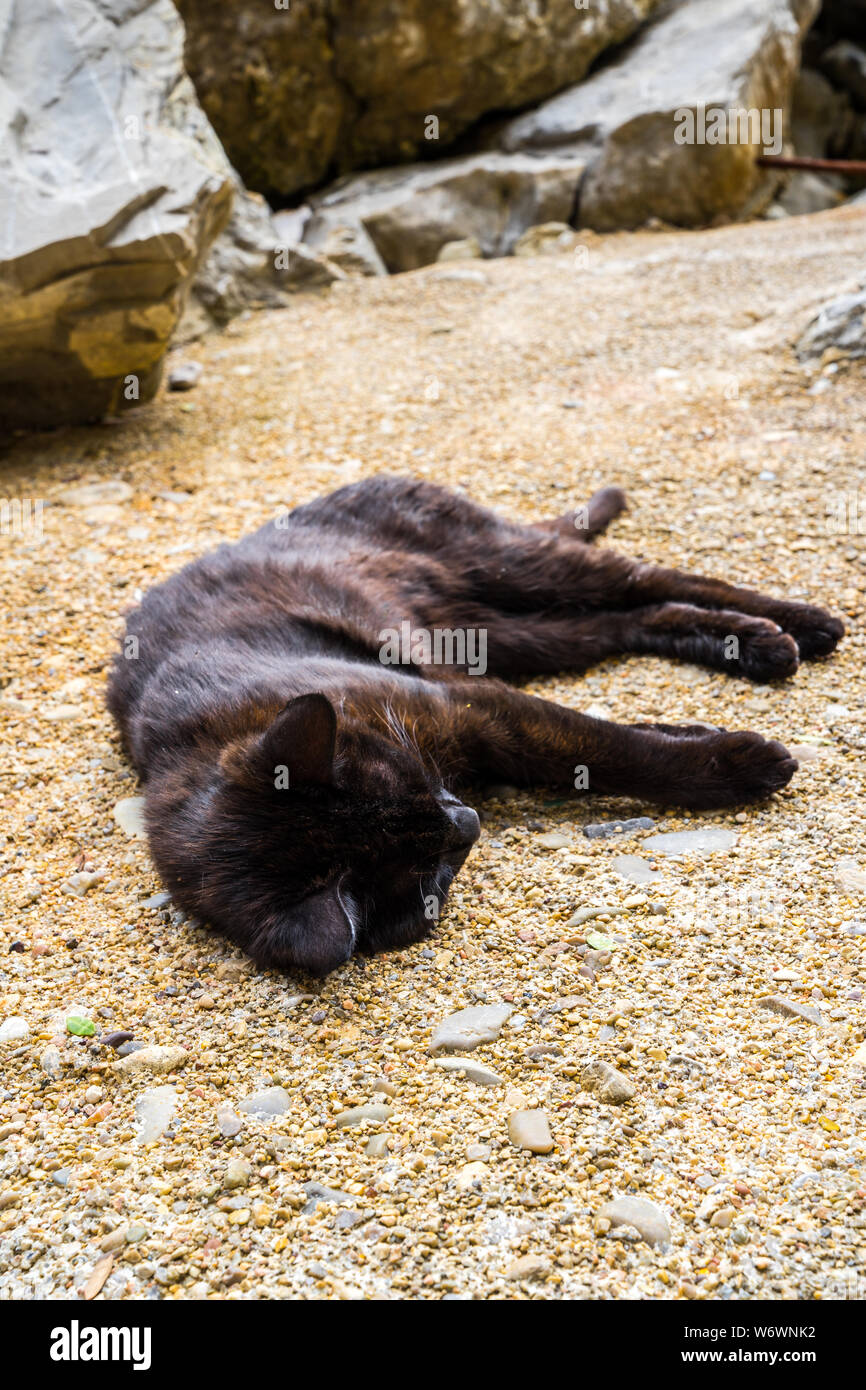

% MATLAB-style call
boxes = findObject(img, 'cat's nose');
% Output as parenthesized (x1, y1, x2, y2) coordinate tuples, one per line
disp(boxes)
(440, 793, 480, 848)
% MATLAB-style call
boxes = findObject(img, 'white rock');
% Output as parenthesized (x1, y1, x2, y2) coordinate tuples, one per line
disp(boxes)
(113, 1045, 189, 1076)
(433, 1058, 504, 1087)
(113, 797, 147, 839)
(641, 828, 736, 856)
(135, 1086, 177, 1143)
(0, 1017, 30, 1043)
(430, 1004, 513, 1053)
(237, 1086, 291, 1117)
(599, 1196, 671, 1247)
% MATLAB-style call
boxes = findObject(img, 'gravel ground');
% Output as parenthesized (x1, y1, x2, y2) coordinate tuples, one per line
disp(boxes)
(2, 204, 866, 1302)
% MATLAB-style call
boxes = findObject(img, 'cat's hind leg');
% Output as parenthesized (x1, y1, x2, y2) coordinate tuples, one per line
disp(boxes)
(459, 602, 798, 683)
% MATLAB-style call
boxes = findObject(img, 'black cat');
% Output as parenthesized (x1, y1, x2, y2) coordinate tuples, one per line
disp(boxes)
(107, 476, 843, 976)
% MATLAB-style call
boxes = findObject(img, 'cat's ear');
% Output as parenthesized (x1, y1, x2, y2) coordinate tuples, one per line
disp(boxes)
(261, 883, 356, 977)
(221, 693, 337, 789)
(260, 693, 337, 786)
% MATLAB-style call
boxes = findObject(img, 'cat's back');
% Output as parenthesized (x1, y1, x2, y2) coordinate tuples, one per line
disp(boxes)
(105, 506, 383, 738)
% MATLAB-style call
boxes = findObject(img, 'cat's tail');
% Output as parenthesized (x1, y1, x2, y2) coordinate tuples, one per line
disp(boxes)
(582, 486, 628, 538)
(533, 485, 627, 543)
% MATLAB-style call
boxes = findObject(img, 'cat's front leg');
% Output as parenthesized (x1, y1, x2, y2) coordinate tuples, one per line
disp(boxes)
(447, 682, 797, 811)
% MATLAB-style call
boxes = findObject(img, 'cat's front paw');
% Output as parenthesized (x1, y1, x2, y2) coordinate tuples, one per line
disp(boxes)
(774, 604, 844, 661)
(675, 730, 798, 809)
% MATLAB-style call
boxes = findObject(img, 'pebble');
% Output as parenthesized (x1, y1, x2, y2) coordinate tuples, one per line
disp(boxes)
(135, 1085, 177, 1143)
(101, 1031, 134, 1050)
(508, 1109, 554, 1154)
(116, 1040, 147, 1057)
(40, 1045, 62, 1079)
(535, 830, 571, 849)
(372, 1079, 398, 1098)
(0, 1018, 30, 1043)
(125, 1223, 148, 1244)
(430, 1004, 512, 1053)
(141, 892, 172, 910)
(63, 869, 107, 898)
(641, 828, 736, 855)
(466, 1143, 491, 1162)
(537, 996, 582, 1019)
(567, 905, 628, 927)
(598, 1197, 671, 1247)
(224, 1158, 252, 1189)
(525, 1044, 562, 1060)
(581, 1059, 636, 1105)
(456, 1161, 489, 1191)
(334, 1210, 367, 1235)
(237, 1086, 290, 1117)
(302, 1182, 355, 1213)
(612, 853, 662, 885)
(758, 996, 823, 1025)
(112, 796, 147, 838)
(505, 1255, 551, 1281)
(113, 1044, 188, 1076)
(334, 1103, 392, 1128)
(365, 1135, 389, 1158)
(836, 859, 866, 894)
(433, 1057, 504, 1087)
(710, 1206, 736, 1228)
(788, 744, 821, 762)
(583, 817, 655, 840)
(100, 1226, 128, 1253)
(216, 1105, 244, 1138)
(58, 480, 132, 506)
(168, 361, 203, 391)
(824, 703, 851, 721)
(434, 267, 488, 285)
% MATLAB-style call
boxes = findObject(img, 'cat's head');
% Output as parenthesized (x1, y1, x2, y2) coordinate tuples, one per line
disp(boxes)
(181, 693, 479, 976)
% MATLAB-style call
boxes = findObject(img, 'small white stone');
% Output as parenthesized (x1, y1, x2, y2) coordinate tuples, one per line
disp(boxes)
(0, 1017, 30, 1043)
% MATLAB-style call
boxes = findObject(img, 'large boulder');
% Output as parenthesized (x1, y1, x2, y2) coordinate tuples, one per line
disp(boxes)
(176, 0, 662, 202)
(182, 183, 343, 338)
(302, 151, 587, 273)
(490, 0, 820, 231)
(0, 0, 234, 432)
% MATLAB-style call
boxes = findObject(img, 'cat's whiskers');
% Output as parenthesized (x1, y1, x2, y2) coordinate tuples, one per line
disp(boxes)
(334, 872, 358, 947)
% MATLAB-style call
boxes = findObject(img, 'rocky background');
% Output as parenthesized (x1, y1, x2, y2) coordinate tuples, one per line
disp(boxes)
(2, 200, 865, 1304)
(0, 0, 864, 431)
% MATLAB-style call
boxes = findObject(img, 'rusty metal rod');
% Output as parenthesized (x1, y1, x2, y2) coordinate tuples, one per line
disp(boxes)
(756, 154, 866, 176)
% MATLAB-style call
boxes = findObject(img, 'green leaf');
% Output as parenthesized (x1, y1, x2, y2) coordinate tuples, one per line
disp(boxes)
(585, 931, 616, 951)
(66, 1016, 96, 1037)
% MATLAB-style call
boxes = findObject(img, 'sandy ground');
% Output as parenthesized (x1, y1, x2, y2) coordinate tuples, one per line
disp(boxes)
(1, 204, 866, 1301)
